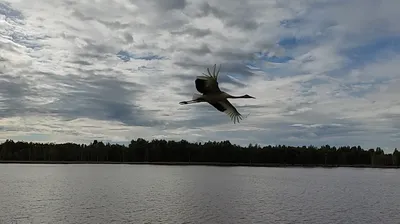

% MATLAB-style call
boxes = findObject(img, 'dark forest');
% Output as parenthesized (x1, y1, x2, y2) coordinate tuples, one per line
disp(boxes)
(0, 139, 399, 167)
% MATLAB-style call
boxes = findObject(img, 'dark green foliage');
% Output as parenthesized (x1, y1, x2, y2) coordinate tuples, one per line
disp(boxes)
(0, 139, 398, 167)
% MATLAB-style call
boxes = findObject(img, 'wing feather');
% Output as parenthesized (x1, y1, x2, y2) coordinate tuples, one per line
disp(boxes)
(195, 64, 221, 94)
(209, 99, 244, 124)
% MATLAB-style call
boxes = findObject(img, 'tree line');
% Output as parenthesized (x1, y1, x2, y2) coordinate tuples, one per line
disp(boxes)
(0, 138, 399, 167)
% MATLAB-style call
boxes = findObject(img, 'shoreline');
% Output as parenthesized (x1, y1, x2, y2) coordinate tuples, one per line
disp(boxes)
(0, 160, 399, 169)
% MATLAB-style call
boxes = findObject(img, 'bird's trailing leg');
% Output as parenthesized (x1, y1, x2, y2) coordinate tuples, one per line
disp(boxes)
(179, 100, 199, 105)
(179, 93, 204, 105)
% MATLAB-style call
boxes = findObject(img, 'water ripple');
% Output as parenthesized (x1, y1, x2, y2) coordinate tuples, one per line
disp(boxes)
(0, 164, 398, 224)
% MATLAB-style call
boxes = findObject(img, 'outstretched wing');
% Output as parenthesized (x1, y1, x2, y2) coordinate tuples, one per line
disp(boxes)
(208, 99, 244, 124)
(195, 64, 221, 94)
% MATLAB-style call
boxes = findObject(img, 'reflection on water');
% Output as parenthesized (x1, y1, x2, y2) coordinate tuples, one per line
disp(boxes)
(0, 164, 398, 224)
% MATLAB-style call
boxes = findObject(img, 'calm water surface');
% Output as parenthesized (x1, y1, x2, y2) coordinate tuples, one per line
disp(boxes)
(0, 164, 398, 224)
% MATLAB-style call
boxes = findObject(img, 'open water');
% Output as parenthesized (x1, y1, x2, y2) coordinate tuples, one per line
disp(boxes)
(0, 164, 398, 224)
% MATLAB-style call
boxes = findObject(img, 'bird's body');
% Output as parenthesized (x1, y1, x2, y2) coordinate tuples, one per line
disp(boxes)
(179, 64, 255, 123)
(195, 92, 229, 103)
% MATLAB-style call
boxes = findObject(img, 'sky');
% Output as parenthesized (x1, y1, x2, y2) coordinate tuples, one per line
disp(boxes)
(1, 0, 399, 152)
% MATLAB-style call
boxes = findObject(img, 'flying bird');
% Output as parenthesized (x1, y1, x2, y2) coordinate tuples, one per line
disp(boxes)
(179, 64, 255, 124)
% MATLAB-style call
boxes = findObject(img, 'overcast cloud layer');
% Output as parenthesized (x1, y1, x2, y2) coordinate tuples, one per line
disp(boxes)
(1, 0, 399, 152)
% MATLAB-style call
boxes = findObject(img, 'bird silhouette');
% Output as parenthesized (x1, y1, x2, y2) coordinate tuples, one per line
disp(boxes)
(179, 64, 255, 124)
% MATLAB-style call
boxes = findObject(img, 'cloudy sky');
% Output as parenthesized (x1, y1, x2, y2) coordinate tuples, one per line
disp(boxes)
(1, 0, 399, 152)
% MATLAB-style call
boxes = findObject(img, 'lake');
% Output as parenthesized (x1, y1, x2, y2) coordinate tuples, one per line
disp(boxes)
(0, 164, 398, 224)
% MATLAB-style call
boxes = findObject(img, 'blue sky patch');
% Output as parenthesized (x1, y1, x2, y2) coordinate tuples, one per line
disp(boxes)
(252, 50, 293, 63)
(341, 35, 400, 66)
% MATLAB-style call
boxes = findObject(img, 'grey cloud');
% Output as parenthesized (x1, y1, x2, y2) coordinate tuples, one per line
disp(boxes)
(283, 100, 315, 116)
(57, 30, 122, 62)
(72, 9, 134, 32)
(155, 0, 187, 11)
(68, 0, 264, 72)
(173, 59, 202, 70)
(382, 113, 400, 130)
(40, 72, 163, 127)
(290, 122, 364, 138)
(155, 17, 189, 30)
(196, 2, 229, 19)
(69, 60, 93, 66)
(134, 41, 160, 50)
(383, 113, 400, 120)
(171, 86, 194, 97)
(10, 32, 43, 50)
(280, 0, 400, 45)
(236, 104, 267, 110)
(71, 10, 91, 21)
(215, 63, 257, 78)
(123, 33, 134, 43)
(123, 0, 189, 30)
(215, 49, 254, 62)
(0, 60, 163, 127)
(186, 43, 212, 55)
(101, 20, 132, 30)
(170, 26, 212, 38)
(0, 42, 20, 56)
(78, 42, 118, 56)
(0, 2, 24, 20)
(195, 2, 259, 31)
(0, 75, 39, 118)
(225, 18, 259, 31)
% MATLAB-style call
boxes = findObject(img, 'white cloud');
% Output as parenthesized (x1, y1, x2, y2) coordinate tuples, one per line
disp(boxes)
(0, 0, 399, 152)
